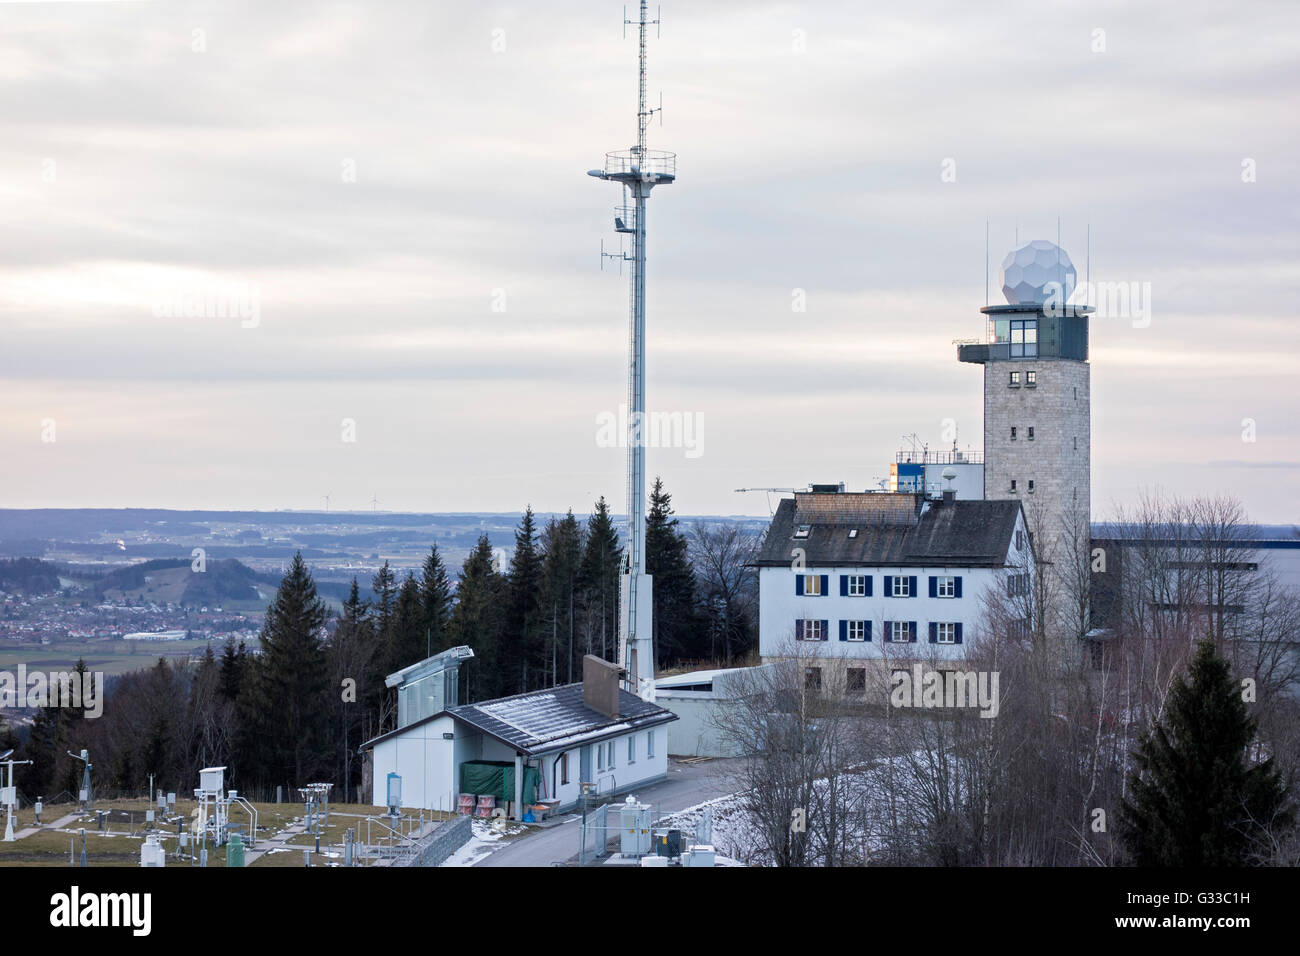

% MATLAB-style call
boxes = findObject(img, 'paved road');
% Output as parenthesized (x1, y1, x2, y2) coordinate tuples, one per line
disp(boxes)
(474, 757, 741, 867)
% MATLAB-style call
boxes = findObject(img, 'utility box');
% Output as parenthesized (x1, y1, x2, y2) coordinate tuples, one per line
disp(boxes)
(619, 796, 653, 858)
(386, 773, 402, 815)
(654, 828, 682, 858)
(683, 844, 716, 868)
(139, 834, 165, 868)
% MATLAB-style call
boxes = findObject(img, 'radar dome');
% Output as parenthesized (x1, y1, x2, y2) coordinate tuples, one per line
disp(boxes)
(1001, 239, 1076, 306)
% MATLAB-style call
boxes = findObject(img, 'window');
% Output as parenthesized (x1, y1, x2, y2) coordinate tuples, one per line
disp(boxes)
(805, 667, 822, 691)
(1028, 479, 1035, 493)
(1006, 573, 1029, 597)
(798, 619, 826, 641)
(846, 620, 868, 642)
(892, 576, 911, 598)
(936, 575, 956, 598)
(1010, 480, 1017, 492)
(1073, 436, 1077, 450)
(1010, 426, 1018, 440)
(888, 621, 912, 643)
(647, 730, 655, 758)
(846, 668, 866, 692)
(794, 524, 810, 538)
(560, 752, 569, 785)
(802, 574, 824, 596)
(1010, 319, 1038, 358)
(597, 745, 605, 771)
(1016, 530, 1025, 550)
(607, 741, 615, 770)
(628, 736, 636, 764)
(1009, 371, 1021, 387)
(846, 574, 867, 597)
(1026, 370, 1037, 387)
(1027, 426, 1035, 441)
(936, 622, 957, 644)
(847, 529, 858, 539)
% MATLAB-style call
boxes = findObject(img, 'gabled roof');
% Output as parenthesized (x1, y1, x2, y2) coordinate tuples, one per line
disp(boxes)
(362, 682, 677, 756)
(754, 494, 1024, 568)
(451, 683, 676, 756)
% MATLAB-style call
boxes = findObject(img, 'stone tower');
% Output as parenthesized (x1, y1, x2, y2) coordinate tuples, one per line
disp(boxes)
(959, 240, 1092, 564)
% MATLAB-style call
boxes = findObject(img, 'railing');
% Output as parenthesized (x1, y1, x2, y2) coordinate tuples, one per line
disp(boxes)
(604, 149, 676, 179)
(894, 449, 984, 465)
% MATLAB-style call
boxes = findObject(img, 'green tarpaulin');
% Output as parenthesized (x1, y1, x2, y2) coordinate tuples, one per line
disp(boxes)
(460, 760, 539, 805)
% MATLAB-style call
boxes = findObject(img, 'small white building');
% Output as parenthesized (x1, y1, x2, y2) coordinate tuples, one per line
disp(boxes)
(756, 488, 1033, 688)
(655, 663, 785, 757)
(363, 654, 677, 819)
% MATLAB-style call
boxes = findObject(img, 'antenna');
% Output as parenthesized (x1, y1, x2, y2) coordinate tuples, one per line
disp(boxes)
(1086, 222, 1091, 308)
(589, 1, 675, 702)
(370, 493, 380, 512)
(323, 494, 331, 513)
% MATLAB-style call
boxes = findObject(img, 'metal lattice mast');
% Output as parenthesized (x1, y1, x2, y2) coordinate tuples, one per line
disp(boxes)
(589, 2, 674, 698)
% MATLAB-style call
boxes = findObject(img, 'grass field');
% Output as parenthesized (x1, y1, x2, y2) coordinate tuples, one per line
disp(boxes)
(0, 797, 416, 867)
(0, 638, 251, 676)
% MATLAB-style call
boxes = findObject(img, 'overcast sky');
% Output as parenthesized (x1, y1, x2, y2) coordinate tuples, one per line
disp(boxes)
(1, 0, 1297, 523)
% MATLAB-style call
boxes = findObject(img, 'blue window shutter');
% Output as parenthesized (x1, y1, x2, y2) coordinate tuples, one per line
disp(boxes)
(954, 576, 963, 598)
(909, 576, 918, 597)
(866, 576, 873, 597)
(909, 621, 918, 643)
(928, 576, 937, 598)
(929, 622, 938, 644)
(839, 620, 847, 642)
(883, 620, 892, 641)
(840, 575, 848, 596)
(819, 575, 828, 596)
(865, 620, 872, 641)
(955, 623, 963, 644)
(821, 620, 829, 642)
(795, 619, 804, 640)
(796, 576, 804, 596)
(884, 575, 893, 597)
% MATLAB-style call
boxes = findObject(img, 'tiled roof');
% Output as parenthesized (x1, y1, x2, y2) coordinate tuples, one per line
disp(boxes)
(755, 494, 1023, 568)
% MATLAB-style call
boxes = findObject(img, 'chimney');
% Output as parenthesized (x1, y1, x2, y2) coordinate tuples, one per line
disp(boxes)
(582, 655, 622, 719)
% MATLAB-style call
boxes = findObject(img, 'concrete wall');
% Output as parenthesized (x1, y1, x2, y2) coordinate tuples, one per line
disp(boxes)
(658, 697, 742, 757)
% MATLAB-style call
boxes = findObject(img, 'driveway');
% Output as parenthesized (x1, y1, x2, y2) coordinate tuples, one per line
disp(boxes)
(473, 756, 742, 867)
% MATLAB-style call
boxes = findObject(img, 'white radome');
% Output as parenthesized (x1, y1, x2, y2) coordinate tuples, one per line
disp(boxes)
(1001, 239, 1076, 306)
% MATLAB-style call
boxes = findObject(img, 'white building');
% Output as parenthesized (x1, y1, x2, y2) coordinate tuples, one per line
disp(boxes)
(756, 488, 1033, 688)
(363, 654, 676, 819)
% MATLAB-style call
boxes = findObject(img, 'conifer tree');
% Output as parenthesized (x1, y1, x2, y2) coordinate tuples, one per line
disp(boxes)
(451, 534, 504, 701)
(645, 477, 701, 666)
(541, 510, 584, 684)
(578, 497, 623, 661)
(420, 544, 453, 652)
(237, 553, 331, 790)
(328, 578, 374, 800)
(218, 638, 248, 702)
(505, 507, 545, 693)
(1119, 637, 1294, 865)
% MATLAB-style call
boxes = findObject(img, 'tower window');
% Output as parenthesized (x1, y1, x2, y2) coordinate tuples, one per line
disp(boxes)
(1009, 372, 1021, 387)
(1027, 426, 1035, 441)
(1074, 387, 1078, 401)
(1010, 480, 1017, 491)
(1028, 480, 1035, 493)
(1010, 426, 1017, 440)
(1010, 319, 1038, 358)
(1026, 371, 1037, 387)
(1073, 436, 1077, 450)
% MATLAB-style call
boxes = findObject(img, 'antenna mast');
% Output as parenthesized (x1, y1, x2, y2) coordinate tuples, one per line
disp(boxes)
(589, 2, 675, 701)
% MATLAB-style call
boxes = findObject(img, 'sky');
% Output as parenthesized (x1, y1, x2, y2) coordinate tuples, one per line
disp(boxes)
(1, 0, 1297, 523)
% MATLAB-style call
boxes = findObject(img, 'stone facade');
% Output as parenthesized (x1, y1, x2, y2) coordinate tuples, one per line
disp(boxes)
(983, 358, 1090, 560)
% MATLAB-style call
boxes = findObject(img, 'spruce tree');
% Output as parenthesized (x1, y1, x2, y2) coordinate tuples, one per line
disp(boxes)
(541, 511, 584, 685)
(578, 497, 623, 661)
(219, 638, 248, 702)
(420, 544, 453, 652)
(1120, 637, 1293, 865)
(451, 534, 505, 701)
(328, 579, 374, 799)
(505, 507, 545, 694)
(645, 477, 701, 667)
(237, 553, 332, 790)
(386, 574, 426, 673)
